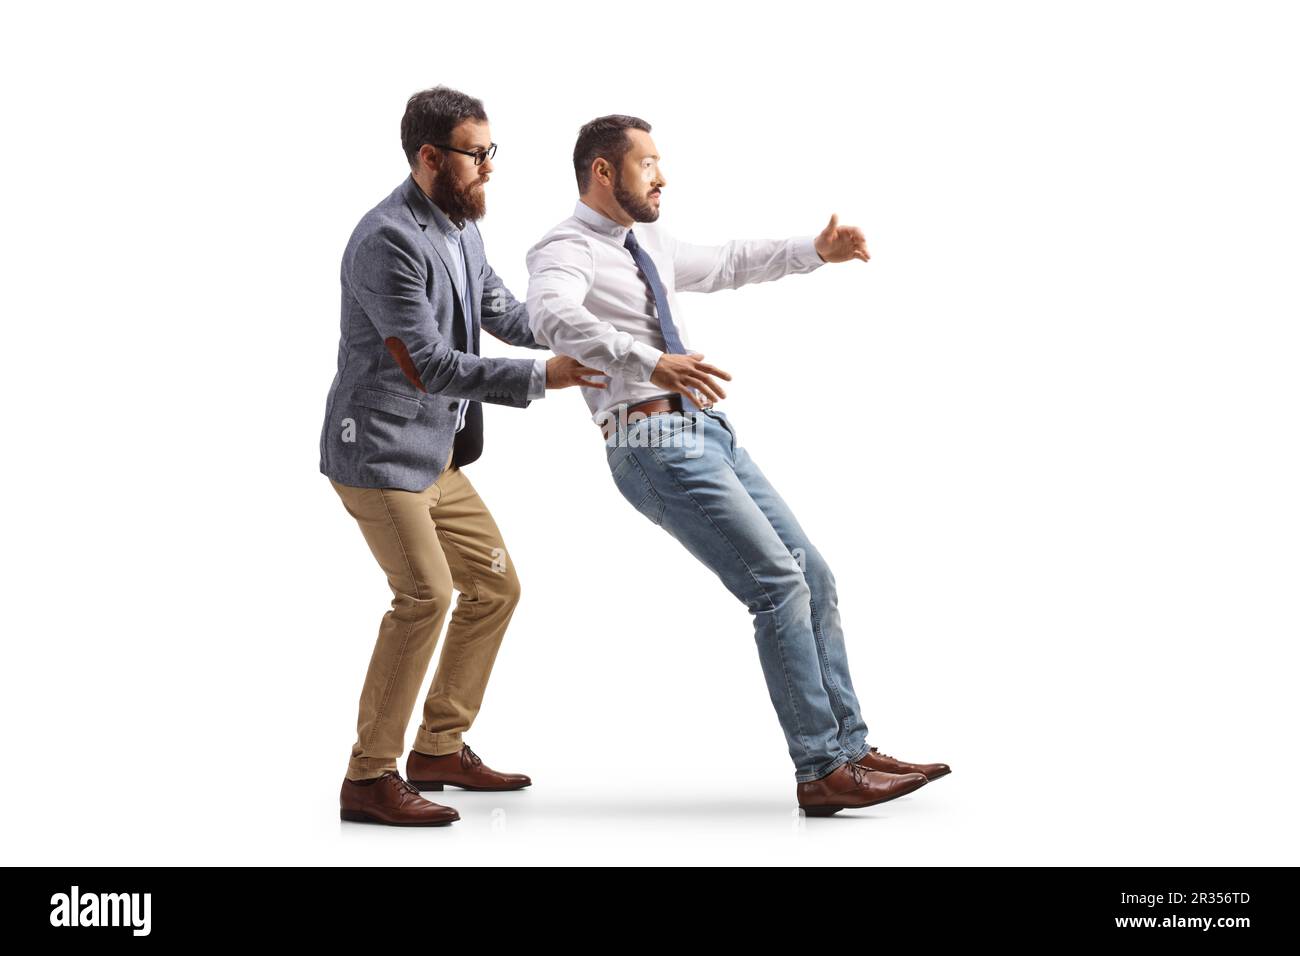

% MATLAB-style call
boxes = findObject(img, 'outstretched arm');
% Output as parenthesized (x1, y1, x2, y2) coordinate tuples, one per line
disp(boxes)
(669, 213, 869, 293)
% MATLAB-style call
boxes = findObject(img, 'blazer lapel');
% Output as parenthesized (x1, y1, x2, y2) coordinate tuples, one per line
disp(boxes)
(424, 230, 463, 303)
(465, 228, 484, 353)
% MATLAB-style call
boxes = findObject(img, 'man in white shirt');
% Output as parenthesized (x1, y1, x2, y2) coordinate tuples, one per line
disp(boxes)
(526, 115, 950, 816)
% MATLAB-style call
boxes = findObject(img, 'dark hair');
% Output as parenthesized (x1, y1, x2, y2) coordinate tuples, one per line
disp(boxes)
(401, 86, 488, 168)
(572, 114, 652, 192)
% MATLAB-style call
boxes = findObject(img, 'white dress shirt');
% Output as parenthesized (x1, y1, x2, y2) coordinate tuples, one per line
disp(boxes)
(432, 208, 547, 431)
(525, 200, 824, 421)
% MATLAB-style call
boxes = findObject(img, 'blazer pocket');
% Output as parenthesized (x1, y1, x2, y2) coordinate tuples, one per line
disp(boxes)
(350, 386, 422, 420)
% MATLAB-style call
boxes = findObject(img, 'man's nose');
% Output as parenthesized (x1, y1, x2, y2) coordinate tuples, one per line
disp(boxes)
(480, 156, 494, 175)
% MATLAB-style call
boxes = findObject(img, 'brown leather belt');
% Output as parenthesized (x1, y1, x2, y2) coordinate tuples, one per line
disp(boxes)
(598, 394, 711, 440)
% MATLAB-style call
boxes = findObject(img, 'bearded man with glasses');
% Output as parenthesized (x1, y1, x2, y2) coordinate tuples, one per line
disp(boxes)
(322, 86, 604, 826)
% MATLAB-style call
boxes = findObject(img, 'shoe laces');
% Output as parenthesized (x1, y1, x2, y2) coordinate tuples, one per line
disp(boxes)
(460, 744, 483, 770)
(387, 771, 423, 798)
(846, 761, 870, 786)
(869, 746, 898, 761)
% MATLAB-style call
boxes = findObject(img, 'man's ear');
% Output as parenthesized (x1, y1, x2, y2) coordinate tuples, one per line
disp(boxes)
(419, 144, 441, 176)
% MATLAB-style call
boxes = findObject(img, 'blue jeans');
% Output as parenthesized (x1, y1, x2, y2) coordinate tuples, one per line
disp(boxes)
(603, 407, 870, 782)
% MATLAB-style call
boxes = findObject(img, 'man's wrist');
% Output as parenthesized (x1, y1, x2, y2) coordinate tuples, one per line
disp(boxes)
(628, 341, 666, 383)
(802, 234, 827, 266)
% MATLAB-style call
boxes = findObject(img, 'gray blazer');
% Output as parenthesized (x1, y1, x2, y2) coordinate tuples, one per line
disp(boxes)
(319, 174, 545, 491)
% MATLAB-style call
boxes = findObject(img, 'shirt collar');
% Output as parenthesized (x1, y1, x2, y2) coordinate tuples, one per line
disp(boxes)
(408, 174, 464, 239)
(574, 199, 631, 240)
(429, 202, 464, 241)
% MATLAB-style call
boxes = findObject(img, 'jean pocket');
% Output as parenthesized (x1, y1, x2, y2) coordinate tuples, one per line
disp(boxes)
(609, 452, 665, 526)
(648, 411, 701, 448)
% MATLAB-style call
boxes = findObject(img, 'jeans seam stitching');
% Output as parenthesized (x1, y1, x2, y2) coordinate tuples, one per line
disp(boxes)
(807, 590, 849, 721)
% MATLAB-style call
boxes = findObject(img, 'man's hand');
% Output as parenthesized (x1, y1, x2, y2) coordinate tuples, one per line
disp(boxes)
(650, 352, 732, 407)
(814, 213, 870, 263)
(546, 354, 609, 389)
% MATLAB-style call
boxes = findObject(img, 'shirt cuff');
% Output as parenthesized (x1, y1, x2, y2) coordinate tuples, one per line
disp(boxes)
(793, 234, 825, 271)
(624, 341, 665, 384)
(528, 357, 547, 400)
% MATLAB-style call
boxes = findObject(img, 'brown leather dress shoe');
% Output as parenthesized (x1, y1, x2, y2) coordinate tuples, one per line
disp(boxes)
(796, 761, 928, 816)
(339, 770, 460, 826)
(406, 742, 532, 792)
(853, 745, 951, 781)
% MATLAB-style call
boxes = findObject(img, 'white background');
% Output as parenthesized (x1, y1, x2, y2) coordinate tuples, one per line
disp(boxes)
(2, 0, 1297, 865)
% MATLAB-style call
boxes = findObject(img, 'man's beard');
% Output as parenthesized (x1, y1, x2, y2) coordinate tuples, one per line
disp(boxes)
(613, 175, 659, 223)
(431, 170, 486, 225)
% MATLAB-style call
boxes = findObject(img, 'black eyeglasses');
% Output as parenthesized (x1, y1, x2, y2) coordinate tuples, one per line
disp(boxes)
(431, 142, 497, 166)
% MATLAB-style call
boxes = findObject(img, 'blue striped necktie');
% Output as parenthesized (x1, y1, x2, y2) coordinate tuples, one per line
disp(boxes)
(624, 228, 698, 413)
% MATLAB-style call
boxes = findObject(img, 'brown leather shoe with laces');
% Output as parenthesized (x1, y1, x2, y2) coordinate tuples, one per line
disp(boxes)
(339, 770, 460, 826)
(796, 761, 928, 816)
(853, 745, 951, 781)
(406, 743, 532, 792)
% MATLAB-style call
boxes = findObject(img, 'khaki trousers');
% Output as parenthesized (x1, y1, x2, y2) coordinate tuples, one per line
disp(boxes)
(331, 450, 521, 781)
